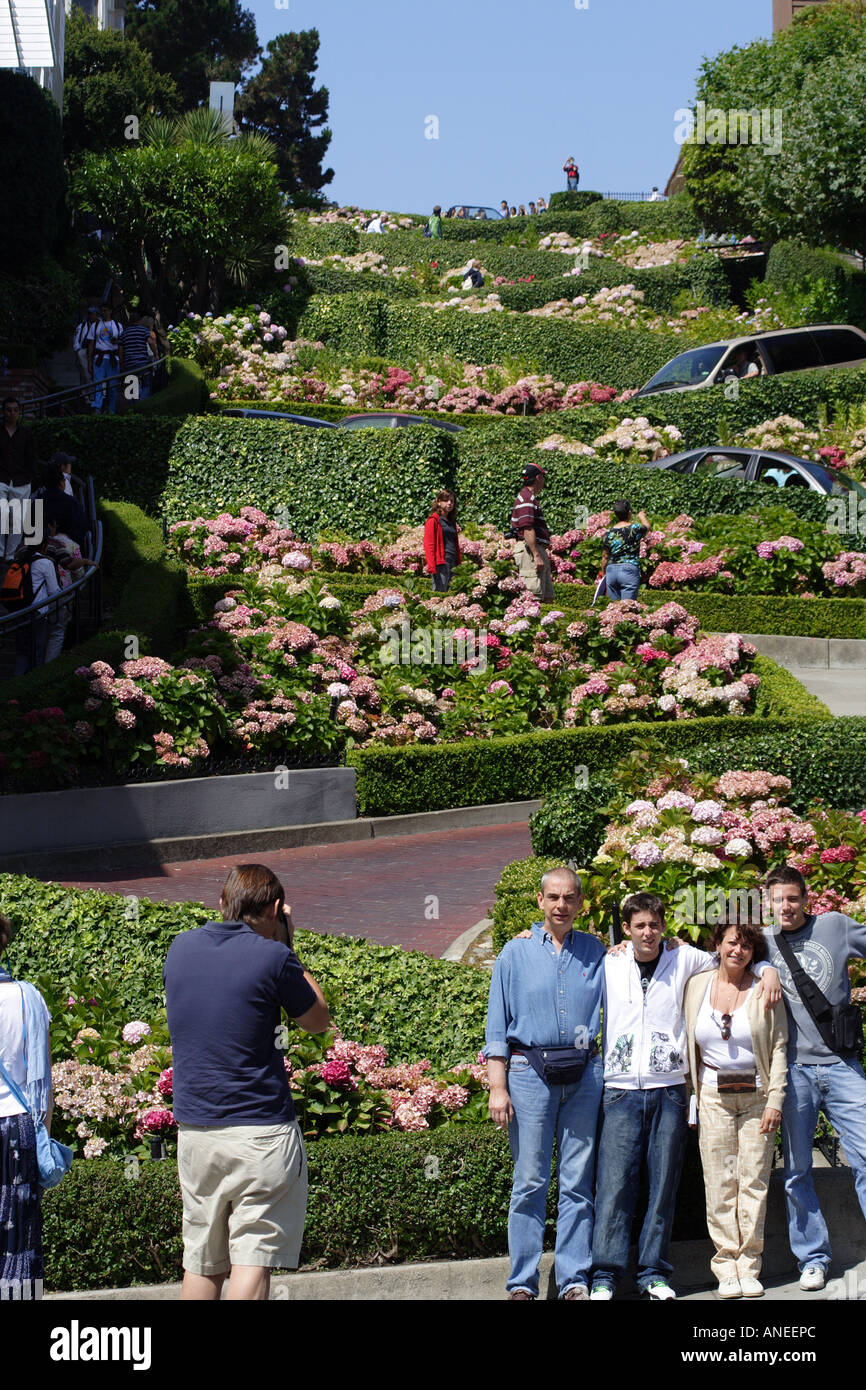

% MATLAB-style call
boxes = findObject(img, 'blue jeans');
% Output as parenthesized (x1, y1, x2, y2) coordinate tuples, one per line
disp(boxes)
(592, 1084, 688, 1291)
(92, 357, 118, 413)
(506, 1054, 603, 1297)
(782, 1057, 866, 1272)
(567, 175, 579, 191)
(605, 563, 640, 601)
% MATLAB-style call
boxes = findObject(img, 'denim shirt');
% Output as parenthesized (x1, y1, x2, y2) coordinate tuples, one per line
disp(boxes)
(484, 922, 606, 1059)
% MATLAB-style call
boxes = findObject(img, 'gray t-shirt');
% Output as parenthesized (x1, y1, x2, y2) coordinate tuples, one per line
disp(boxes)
(766, 912, 866, 1065)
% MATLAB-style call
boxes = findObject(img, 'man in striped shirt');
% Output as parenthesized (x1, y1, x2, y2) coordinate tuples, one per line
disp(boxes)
(119, 310, 157, 401)
(510, 464, 554, 600)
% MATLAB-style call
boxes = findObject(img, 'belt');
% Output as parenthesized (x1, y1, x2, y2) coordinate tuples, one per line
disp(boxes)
(511, 1043, 599, 1058)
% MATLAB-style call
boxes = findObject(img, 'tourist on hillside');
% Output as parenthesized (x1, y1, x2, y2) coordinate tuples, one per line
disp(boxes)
(528, 202, 537, 216)
(42, 517, 99, 664)
(0, 397, 37, 561)
(599, 499, 650, 601)
(424, 489, 461, 592)
(518, 204, 526, 217)
(510, 463, 553, 601)
(649, 187, 663, 202)
(509, 206, 517, 217)
(0, 912, 53, 1301)
(536, 196, 548, 213)
(500, 202, 510, 219)
(762, 864, 866, 1293)
(7, 537, 60, 675)
(563, 157, 579, 191)
(37, 460, 89, 549)
(72, 307, 99, 388)
(164, 864, 329, 1301)
(88, 305, 122, 414)
(684, 916, 788, 1299)
(119, 309, 158, 402)
(425, 205, 443, 239)
(461, 258, 485, 290)
(365, 212, 389, 234)
(485, 867, 605, 1299)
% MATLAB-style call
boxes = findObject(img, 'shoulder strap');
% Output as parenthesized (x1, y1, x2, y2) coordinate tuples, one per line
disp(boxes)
(774, 928, 837, 1051)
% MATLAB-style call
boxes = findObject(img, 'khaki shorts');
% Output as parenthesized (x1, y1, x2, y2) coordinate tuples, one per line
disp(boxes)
(514, 541, 554, 601)
(177, 1120, 307, 1274)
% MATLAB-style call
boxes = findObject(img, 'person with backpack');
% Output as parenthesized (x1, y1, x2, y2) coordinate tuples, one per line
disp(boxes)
(3, 540, 60, 676)
(42, 518, 98, 664)
(0, 911, 54, 1300)
(0, 397, 37, 562)
(425, 206, 442, 239)
(87, 305, 122, 413)
(762, 864, 866, 1292)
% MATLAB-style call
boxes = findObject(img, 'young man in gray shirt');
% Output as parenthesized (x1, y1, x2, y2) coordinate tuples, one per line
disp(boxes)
(763, 864, 866, 1291)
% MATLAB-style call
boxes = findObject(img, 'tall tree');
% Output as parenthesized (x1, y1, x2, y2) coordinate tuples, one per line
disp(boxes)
(124, 0, 259, 109)
(72, 112, 288, 325)
(682, 0, 866, 251)
(235, 30, 334, 203)
(63, 8, 180, 162)
(0, 71, 65, 270)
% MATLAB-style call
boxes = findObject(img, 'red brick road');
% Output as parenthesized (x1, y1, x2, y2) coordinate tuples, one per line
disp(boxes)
(57, 823, 532, 956)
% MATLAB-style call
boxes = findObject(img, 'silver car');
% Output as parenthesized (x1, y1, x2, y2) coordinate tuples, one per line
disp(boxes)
(634, 324, 866, 398)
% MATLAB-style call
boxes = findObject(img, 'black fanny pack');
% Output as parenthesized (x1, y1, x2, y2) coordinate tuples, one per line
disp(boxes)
(516, 1044, 594, 1086)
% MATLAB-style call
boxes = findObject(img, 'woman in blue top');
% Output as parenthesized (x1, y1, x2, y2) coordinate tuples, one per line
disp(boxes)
(0, 912, 53, 1300)
(600, 500, 650, 601)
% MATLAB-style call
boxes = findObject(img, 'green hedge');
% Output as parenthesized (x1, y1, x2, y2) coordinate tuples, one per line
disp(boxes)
(159, 417, 454, 529)
(437, 198, 701, 244)
(31, 417, 184, 513)
(40, 1128, 519, 1290)
(0, 876, 488, 1068)
(127, 357, 209, 416)
(551, 584, 866, 641)
(765, 241, 866, 329)
(298, 294, 698, 389)
(492, 854, 563, 955)
(547, 191, 604, 211)
(348, 703, 827, 819)
(3, 502, 190, 709)
(528, 717, 866, 863)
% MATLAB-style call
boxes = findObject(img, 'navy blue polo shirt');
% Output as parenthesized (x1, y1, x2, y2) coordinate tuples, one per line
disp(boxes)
(163, 920, 316, 1125)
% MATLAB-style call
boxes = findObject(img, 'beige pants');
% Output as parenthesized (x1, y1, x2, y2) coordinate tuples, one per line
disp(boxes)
(698, 1085, 774, 1282)
(514, 542, 554, 601)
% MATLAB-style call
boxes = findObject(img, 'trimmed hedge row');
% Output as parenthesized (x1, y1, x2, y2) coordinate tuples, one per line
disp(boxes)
(528, 720, 866, 865)
(435, 198, 701, 243)
(551, 584, 866, 641)
(547, 190, 605, 211)
(297, 294, 699, 388)
(765, 241, 866, 330)
(30, 417, 185, 514)
(1, 875, 489, 1067)
(4, 501, 191, 709)
(127, 358, 209, 417)
(348, 689, 828, 819)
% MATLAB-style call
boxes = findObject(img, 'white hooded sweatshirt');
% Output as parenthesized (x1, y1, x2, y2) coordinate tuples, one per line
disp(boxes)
(601, 943, 770, 1090)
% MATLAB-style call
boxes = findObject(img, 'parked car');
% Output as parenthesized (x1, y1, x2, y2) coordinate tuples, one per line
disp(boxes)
(634, 324, 866, 398)
(643, 446, 866, 498)
(337, 412, 465, 433)
(444, 205, 504, 221)
(221, 408, 336, 427)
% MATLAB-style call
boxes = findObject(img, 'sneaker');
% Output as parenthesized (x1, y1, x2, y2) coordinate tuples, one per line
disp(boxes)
(562, 1284, 589, 1301)
(799, 1266, 826, 1292)
(507, 1289, 535, 1300)
(645, 1280, 676, 1301)
(717, 1278, 742, 1299)
(740, 1277, 764, 1298)
(590, 1283, 614, 1302)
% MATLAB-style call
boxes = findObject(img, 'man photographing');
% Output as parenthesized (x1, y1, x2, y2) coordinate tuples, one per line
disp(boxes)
(510, 464, 553, 601)
(164, 863, 329, 1301)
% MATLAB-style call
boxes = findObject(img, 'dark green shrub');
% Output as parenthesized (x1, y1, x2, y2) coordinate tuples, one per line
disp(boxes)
(491, 855, 563, 956)
(289, 216, 359, 257)
(31, 417, 184, 514)
(128, 358, 209, 416)
(765, 241, 866, 328)
(528, 773, 620, 864)
(0, 261, 80, 356)
(0, 72, 65, 269)
(547, 191, 604, 211)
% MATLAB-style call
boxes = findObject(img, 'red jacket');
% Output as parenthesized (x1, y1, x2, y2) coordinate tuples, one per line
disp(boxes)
(424, 513, 461, 573)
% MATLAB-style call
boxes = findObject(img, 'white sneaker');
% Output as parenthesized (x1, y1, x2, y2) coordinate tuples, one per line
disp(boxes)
(590, 1284, 614, 1301)
(717, 1278, 742, 1299)
(645, 1280, 676, 1301)
(740, 1277, 764, 1298)
(799, 1266, 826, 1292)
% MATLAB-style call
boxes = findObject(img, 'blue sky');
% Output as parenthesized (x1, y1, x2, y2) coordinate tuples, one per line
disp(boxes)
(249, 0, 772, 212)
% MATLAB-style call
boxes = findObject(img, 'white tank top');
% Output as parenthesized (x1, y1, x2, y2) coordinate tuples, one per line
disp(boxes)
(695, 975, 759, 1089)
(0, 981, 29, 1116)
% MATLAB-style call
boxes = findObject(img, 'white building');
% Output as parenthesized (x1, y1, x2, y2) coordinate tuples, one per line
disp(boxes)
(0, 0, 124, 109)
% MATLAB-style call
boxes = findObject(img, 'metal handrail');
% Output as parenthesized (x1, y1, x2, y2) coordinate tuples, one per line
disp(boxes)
(0, 521, 104, 676)
(21, 357, 170, 419)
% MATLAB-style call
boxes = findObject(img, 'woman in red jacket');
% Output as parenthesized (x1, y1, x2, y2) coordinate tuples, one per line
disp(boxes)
(424, 489, 460, 592)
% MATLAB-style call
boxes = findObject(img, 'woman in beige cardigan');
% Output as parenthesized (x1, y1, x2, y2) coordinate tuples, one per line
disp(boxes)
(684, 918, 788, 1300)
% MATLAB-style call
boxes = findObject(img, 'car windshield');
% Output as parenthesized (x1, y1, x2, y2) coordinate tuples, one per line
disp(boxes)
(641, 344, 729, 393)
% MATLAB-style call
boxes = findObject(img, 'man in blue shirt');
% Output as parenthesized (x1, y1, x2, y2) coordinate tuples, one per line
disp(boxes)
(164, 863, 329, 1301)
(486, 866, 605, 1300)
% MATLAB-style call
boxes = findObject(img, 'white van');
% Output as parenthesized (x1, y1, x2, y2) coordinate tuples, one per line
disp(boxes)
(634, 323, 866, 398)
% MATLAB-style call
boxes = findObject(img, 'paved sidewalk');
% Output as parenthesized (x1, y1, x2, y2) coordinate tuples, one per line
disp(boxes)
(57, 822, 532, 955)
(784, 668, 866, 716)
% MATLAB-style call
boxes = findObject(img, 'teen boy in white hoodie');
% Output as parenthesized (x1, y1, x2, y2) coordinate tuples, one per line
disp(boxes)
(590, 892, 780, 1301)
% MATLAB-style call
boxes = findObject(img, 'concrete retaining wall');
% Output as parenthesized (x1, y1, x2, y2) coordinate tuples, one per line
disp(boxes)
(740, 633, 866, 669)
(0, 767, 356, 860)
